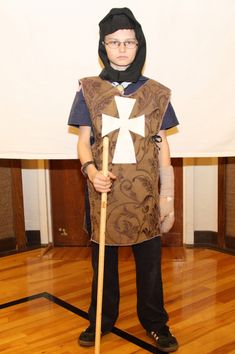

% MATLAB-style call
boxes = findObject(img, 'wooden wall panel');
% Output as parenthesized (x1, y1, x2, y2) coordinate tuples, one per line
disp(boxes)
(226, 157, 235, 236)
(218, 157, 235, 252)
(0, 159, 26, 253)
(50, 160, 90, 246)
(0, 165, 14, 239)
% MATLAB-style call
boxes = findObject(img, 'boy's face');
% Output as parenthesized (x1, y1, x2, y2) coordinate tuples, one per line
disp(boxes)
(104, 29, 138, 72)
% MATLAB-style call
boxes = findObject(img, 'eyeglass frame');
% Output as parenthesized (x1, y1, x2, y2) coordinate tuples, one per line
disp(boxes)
(102, 39, 138, 49)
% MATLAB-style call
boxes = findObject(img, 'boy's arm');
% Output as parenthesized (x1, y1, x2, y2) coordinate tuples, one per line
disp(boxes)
(157, 130, 175, 233)
(78, 126, 116, 193)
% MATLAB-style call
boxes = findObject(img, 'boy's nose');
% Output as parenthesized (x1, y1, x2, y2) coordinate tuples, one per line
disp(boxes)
(119, 43, 126, 52)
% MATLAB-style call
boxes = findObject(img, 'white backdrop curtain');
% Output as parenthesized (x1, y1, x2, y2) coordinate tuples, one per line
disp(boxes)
(0, 0, 234, 159)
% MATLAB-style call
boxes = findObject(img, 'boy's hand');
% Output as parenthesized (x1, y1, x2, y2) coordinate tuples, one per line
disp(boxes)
(159, 165, 175, 233)
(89, 169, 116, 193)
(160, 196, 175, 233)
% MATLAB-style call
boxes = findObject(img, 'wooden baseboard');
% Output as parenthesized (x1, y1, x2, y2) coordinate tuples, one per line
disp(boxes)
(26, 230, 41, 247)
(0, 230, 41, 256)
(194, 230, 235, 255)
(0, 237, 16, 252)
(162, 232, 183, 247)
(224, 235, 235, 251)
(194, 230, 218, 245)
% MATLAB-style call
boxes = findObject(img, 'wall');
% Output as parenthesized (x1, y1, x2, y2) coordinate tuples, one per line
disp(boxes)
(21, 160, 40, 231)
(21, 158, 218, 245)
(194, 158, 218, 231)
(21, 160, 52, 245)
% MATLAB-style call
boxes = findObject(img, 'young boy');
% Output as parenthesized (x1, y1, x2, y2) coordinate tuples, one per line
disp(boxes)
(68, 7, 179, 353)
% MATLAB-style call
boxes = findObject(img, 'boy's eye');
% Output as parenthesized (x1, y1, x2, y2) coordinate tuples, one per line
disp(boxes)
(110, 41, 120, 47)
(123, 40, 138, 48)
(104, 40, 138, 49)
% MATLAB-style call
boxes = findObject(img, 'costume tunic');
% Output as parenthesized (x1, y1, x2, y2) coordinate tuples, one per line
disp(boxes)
(79, 76, 171, 246)
(68, 76, 178, 130)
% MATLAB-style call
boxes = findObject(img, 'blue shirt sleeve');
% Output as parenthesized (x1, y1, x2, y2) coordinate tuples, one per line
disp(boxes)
(68, 90, 91, 127)
(68, 89, 179, 131)
(160, 102, 179, 130)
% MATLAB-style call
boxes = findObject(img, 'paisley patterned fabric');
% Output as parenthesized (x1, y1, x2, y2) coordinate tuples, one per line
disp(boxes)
(80, 77, 170, 245)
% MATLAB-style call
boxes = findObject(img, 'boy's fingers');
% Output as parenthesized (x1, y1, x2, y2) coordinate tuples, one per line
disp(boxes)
(108, 171, 116, 179)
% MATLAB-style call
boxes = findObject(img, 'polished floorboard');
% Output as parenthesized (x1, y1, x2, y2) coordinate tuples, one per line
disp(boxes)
(0, 246, 235, 353)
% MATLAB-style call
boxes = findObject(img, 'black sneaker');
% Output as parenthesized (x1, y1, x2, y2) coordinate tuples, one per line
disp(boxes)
(78, 326, 110, 347)
(146, 328, 179, 352)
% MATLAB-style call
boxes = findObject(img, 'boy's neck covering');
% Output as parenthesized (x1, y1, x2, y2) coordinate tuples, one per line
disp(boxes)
(98, 7, 146, 83)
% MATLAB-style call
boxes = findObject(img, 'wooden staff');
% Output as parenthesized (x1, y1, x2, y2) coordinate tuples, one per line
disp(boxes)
(95, 136, 109, 354)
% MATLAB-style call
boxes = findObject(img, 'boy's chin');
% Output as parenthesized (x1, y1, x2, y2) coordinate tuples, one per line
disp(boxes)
(110, 63, 130, 71)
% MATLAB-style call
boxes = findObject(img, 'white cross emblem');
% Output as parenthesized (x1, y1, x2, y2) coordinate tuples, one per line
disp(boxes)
(102, 96, 145, 164)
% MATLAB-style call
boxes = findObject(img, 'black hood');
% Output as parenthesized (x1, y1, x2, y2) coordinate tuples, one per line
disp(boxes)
(98, 7, 146, 82)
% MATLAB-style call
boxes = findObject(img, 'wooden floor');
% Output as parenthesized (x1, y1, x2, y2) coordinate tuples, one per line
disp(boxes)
(0, 246, 235, 354)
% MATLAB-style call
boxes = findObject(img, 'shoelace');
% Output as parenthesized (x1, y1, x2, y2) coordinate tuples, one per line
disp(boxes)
(151, 331, 159, 340)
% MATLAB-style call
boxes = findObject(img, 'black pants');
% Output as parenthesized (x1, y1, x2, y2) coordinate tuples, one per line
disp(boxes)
(88, 236, 169, 333)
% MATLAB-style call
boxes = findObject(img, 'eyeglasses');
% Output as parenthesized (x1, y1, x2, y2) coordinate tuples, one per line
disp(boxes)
(103, 40, 138, 49)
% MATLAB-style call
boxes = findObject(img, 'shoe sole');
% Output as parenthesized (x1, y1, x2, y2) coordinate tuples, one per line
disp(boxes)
(78, 331, 110, 347)
(79, 339, 95, 347)
(146, 332, 179, 352)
